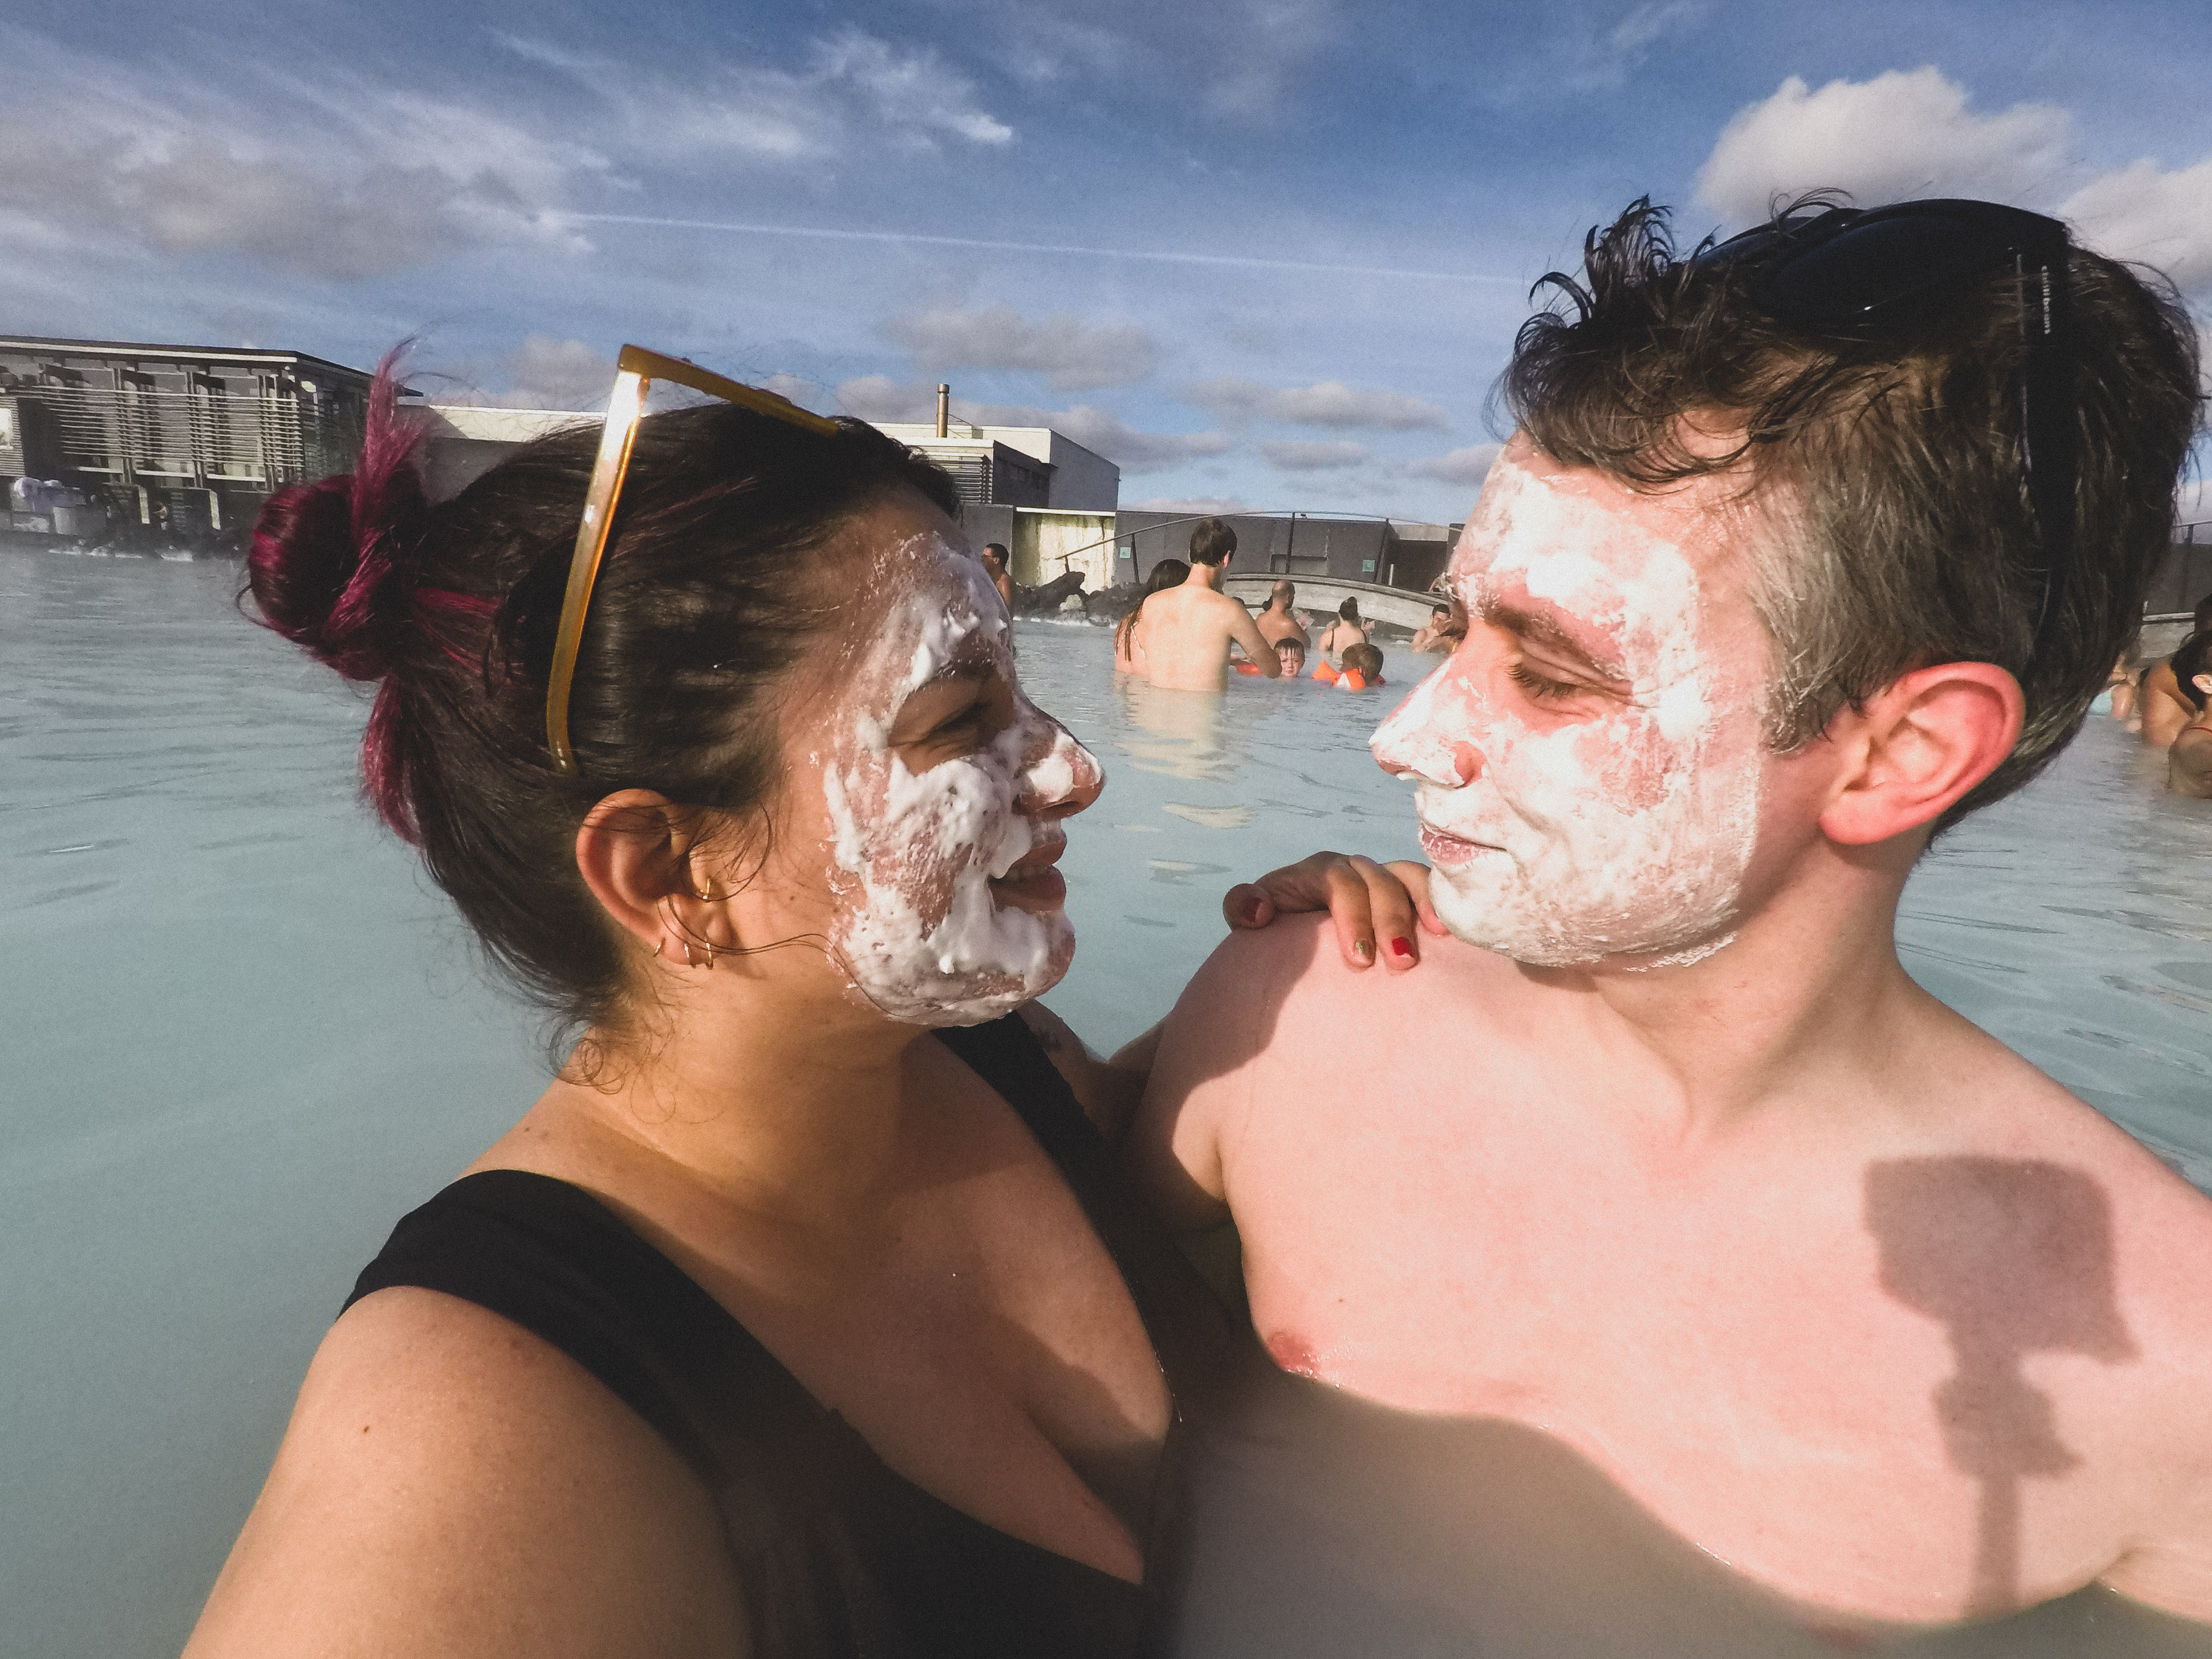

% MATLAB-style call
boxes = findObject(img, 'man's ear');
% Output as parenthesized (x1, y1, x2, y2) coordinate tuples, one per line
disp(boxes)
(573, 789, 693, 952)
(1819, 662, 2026, 847)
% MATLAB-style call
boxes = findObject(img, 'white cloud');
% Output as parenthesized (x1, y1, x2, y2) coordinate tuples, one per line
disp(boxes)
(1694, 68, 2073, 228)
(1259, 439, 1370, 470)
(886, 305, 1158, 389)
(811, 28, 1013, 147)
(1126, 495, 1253, 514)
(832, 377, 1231, 473)
(2063, 156, 2212, 298)
(998, 404, 1232, 473)
(1562, 1, 1710, 93)
(498, 27, 1011, 160)
(0, 28, 604, 280)
(1407, 443, 1502, 485)
(1187, 377, 1448, 429)
(835, 375, 937, 422)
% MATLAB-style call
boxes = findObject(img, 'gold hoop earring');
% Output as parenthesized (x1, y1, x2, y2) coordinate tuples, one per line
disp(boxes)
(680, 938, 716, 970)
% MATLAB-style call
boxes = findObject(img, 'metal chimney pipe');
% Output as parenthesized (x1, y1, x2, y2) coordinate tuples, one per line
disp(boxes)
(936, 383, 950, 439)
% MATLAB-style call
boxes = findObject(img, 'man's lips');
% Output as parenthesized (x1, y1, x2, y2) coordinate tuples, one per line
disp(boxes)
(1418, 822, 1501, 868)
(989, 838, 1067, 912)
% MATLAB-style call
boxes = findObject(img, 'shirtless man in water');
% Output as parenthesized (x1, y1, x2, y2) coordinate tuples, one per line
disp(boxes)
(1255, 581, 1309, 650)
(1129, 519, 1280, 691)
(1130, 200, 2212, 1629)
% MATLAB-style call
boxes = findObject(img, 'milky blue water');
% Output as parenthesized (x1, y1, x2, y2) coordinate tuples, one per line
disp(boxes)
(2, 547, 2207, 1657)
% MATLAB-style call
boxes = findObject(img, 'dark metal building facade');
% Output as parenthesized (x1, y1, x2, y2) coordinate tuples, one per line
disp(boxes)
(0, 336, 372, 544)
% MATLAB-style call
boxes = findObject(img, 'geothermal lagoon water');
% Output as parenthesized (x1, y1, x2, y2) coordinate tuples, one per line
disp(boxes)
(3, 547, 2209, 1656)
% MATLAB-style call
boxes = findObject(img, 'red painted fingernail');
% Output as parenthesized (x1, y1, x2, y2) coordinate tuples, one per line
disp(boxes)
(1391, 937, 1413, 958)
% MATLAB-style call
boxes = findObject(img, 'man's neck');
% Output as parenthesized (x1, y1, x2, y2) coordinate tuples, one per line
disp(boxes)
(1187, 562, 1225, 591)
(1528, 840, 1933, 1143)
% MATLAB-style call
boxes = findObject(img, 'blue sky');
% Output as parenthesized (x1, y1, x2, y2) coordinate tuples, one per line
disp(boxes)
(4, 0, 2208, 523)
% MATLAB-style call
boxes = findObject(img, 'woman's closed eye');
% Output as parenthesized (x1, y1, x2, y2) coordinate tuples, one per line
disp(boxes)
(888, 674, 1014, 765)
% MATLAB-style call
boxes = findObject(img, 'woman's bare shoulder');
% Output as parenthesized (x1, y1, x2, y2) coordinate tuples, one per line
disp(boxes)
(186, 1286, 746, 1659)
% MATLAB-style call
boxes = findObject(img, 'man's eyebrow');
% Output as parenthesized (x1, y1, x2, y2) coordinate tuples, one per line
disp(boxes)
(1483, 602, 1626, 679)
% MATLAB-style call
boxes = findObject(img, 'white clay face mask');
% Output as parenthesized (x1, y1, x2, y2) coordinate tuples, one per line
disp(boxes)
(1370, 444, 1766, 968)
(821, 534, 1101, 1025)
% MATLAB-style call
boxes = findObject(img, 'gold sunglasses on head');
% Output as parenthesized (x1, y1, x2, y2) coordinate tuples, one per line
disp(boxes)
(546, 343, 840, 777)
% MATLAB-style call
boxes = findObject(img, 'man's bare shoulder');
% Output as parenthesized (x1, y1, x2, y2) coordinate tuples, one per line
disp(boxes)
(187, 1286, 743, 1658)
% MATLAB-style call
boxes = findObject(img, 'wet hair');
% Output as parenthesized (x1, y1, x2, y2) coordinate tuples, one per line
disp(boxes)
(1431, 602, 1451, 617)
(1337, 598, 1361, 622)
(1117, 556, 1191, 655)
(1277, 634, 1307, 660)
(2194, 591, 2212, 632)
(980, 541, 1008, 566)
(1506, 196, 2202, 825)
(1342, 642, 1384, 676)
(1188, 517, 1237, 566)
(2174, 630, 2212, 711)
(247, 354, 961, 1058)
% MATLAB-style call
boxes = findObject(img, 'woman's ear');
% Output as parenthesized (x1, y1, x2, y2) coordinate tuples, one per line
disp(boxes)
(1819, 662, 2026, 847)
(573, 789, 693, 951)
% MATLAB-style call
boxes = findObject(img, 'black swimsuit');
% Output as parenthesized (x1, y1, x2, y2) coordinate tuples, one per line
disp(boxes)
(345, 1012, 1232, 1659)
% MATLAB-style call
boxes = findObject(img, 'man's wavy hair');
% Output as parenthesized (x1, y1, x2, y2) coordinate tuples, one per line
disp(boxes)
(1505, 196, 2202, 823)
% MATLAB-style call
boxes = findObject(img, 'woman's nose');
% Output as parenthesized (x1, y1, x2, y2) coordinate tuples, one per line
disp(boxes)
(1020, 724, 1104, 818)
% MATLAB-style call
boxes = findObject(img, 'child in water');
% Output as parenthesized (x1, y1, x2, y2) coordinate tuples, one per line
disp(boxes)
(1314, 643, 1385, 690)
(1237, 636, 1308, 678)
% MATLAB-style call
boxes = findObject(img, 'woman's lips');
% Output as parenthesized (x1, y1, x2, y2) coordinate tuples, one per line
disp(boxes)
(1418, 822, 1498, 868)
(989, 839, 1067, 913)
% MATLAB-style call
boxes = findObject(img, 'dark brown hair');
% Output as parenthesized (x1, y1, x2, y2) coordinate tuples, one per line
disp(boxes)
(248, 363, 959, 1056)
(1505, 197, 2202, 822)
(2175, 629, 2212, 711)
(1117, 556, 1191, 655)
(1187, 517, 1237, 566)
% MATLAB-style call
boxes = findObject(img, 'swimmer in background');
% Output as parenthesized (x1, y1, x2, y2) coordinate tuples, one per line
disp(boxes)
(1235, 634, 1308, 679)
(2104, 654, 2142, 731)
(979, 541, 1015, 608)
(1409, 601, 1464, 654)
(1114, 557, 1188, 675)
(1123, 518, 1280, 692)
(1335, 642, 1385, 690)
(1313, 597, 1369, 665)
(2166, 629, 2212, 797)
(1256, 581, 1310, 651)
(2138, 591, 2212, 747)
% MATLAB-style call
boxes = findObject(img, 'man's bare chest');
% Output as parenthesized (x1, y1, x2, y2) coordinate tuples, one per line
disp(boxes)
(1227, 1109, 2162, 1619)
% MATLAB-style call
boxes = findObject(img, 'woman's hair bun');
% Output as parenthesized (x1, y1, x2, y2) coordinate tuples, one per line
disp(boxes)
(246, 351, 429, 682)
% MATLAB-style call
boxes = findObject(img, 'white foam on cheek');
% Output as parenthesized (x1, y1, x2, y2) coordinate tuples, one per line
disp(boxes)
(1407, 453, 1766, 967)
(822, 536, 1081, 1025)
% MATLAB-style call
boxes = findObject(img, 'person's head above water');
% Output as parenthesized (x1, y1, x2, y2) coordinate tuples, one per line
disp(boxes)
(1276, 636, 1307, 672)
(1337, 598, 1361, 623)
(1340, 643, 1384, 680)
(1188, 518, 1237, 568)
(248, 361, 1102, 1059)
(1270, 580, 1296, 609)
(979, 541, 1008, 572)
(2174, 630, 2212, 711)
(1374, 195, 2200, 969)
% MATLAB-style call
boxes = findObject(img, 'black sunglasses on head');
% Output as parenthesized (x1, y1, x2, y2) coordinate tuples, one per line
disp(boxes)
(1698, 199, 2075, 638)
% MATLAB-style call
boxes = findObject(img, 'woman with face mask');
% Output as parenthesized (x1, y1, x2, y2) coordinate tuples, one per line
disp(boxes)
(185, 358, 1240, 1659)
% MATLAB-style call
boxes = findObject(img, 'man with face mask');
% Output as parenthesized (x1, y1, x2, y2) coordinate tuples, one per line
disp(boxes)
(1127, 199, 2212, 1642)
